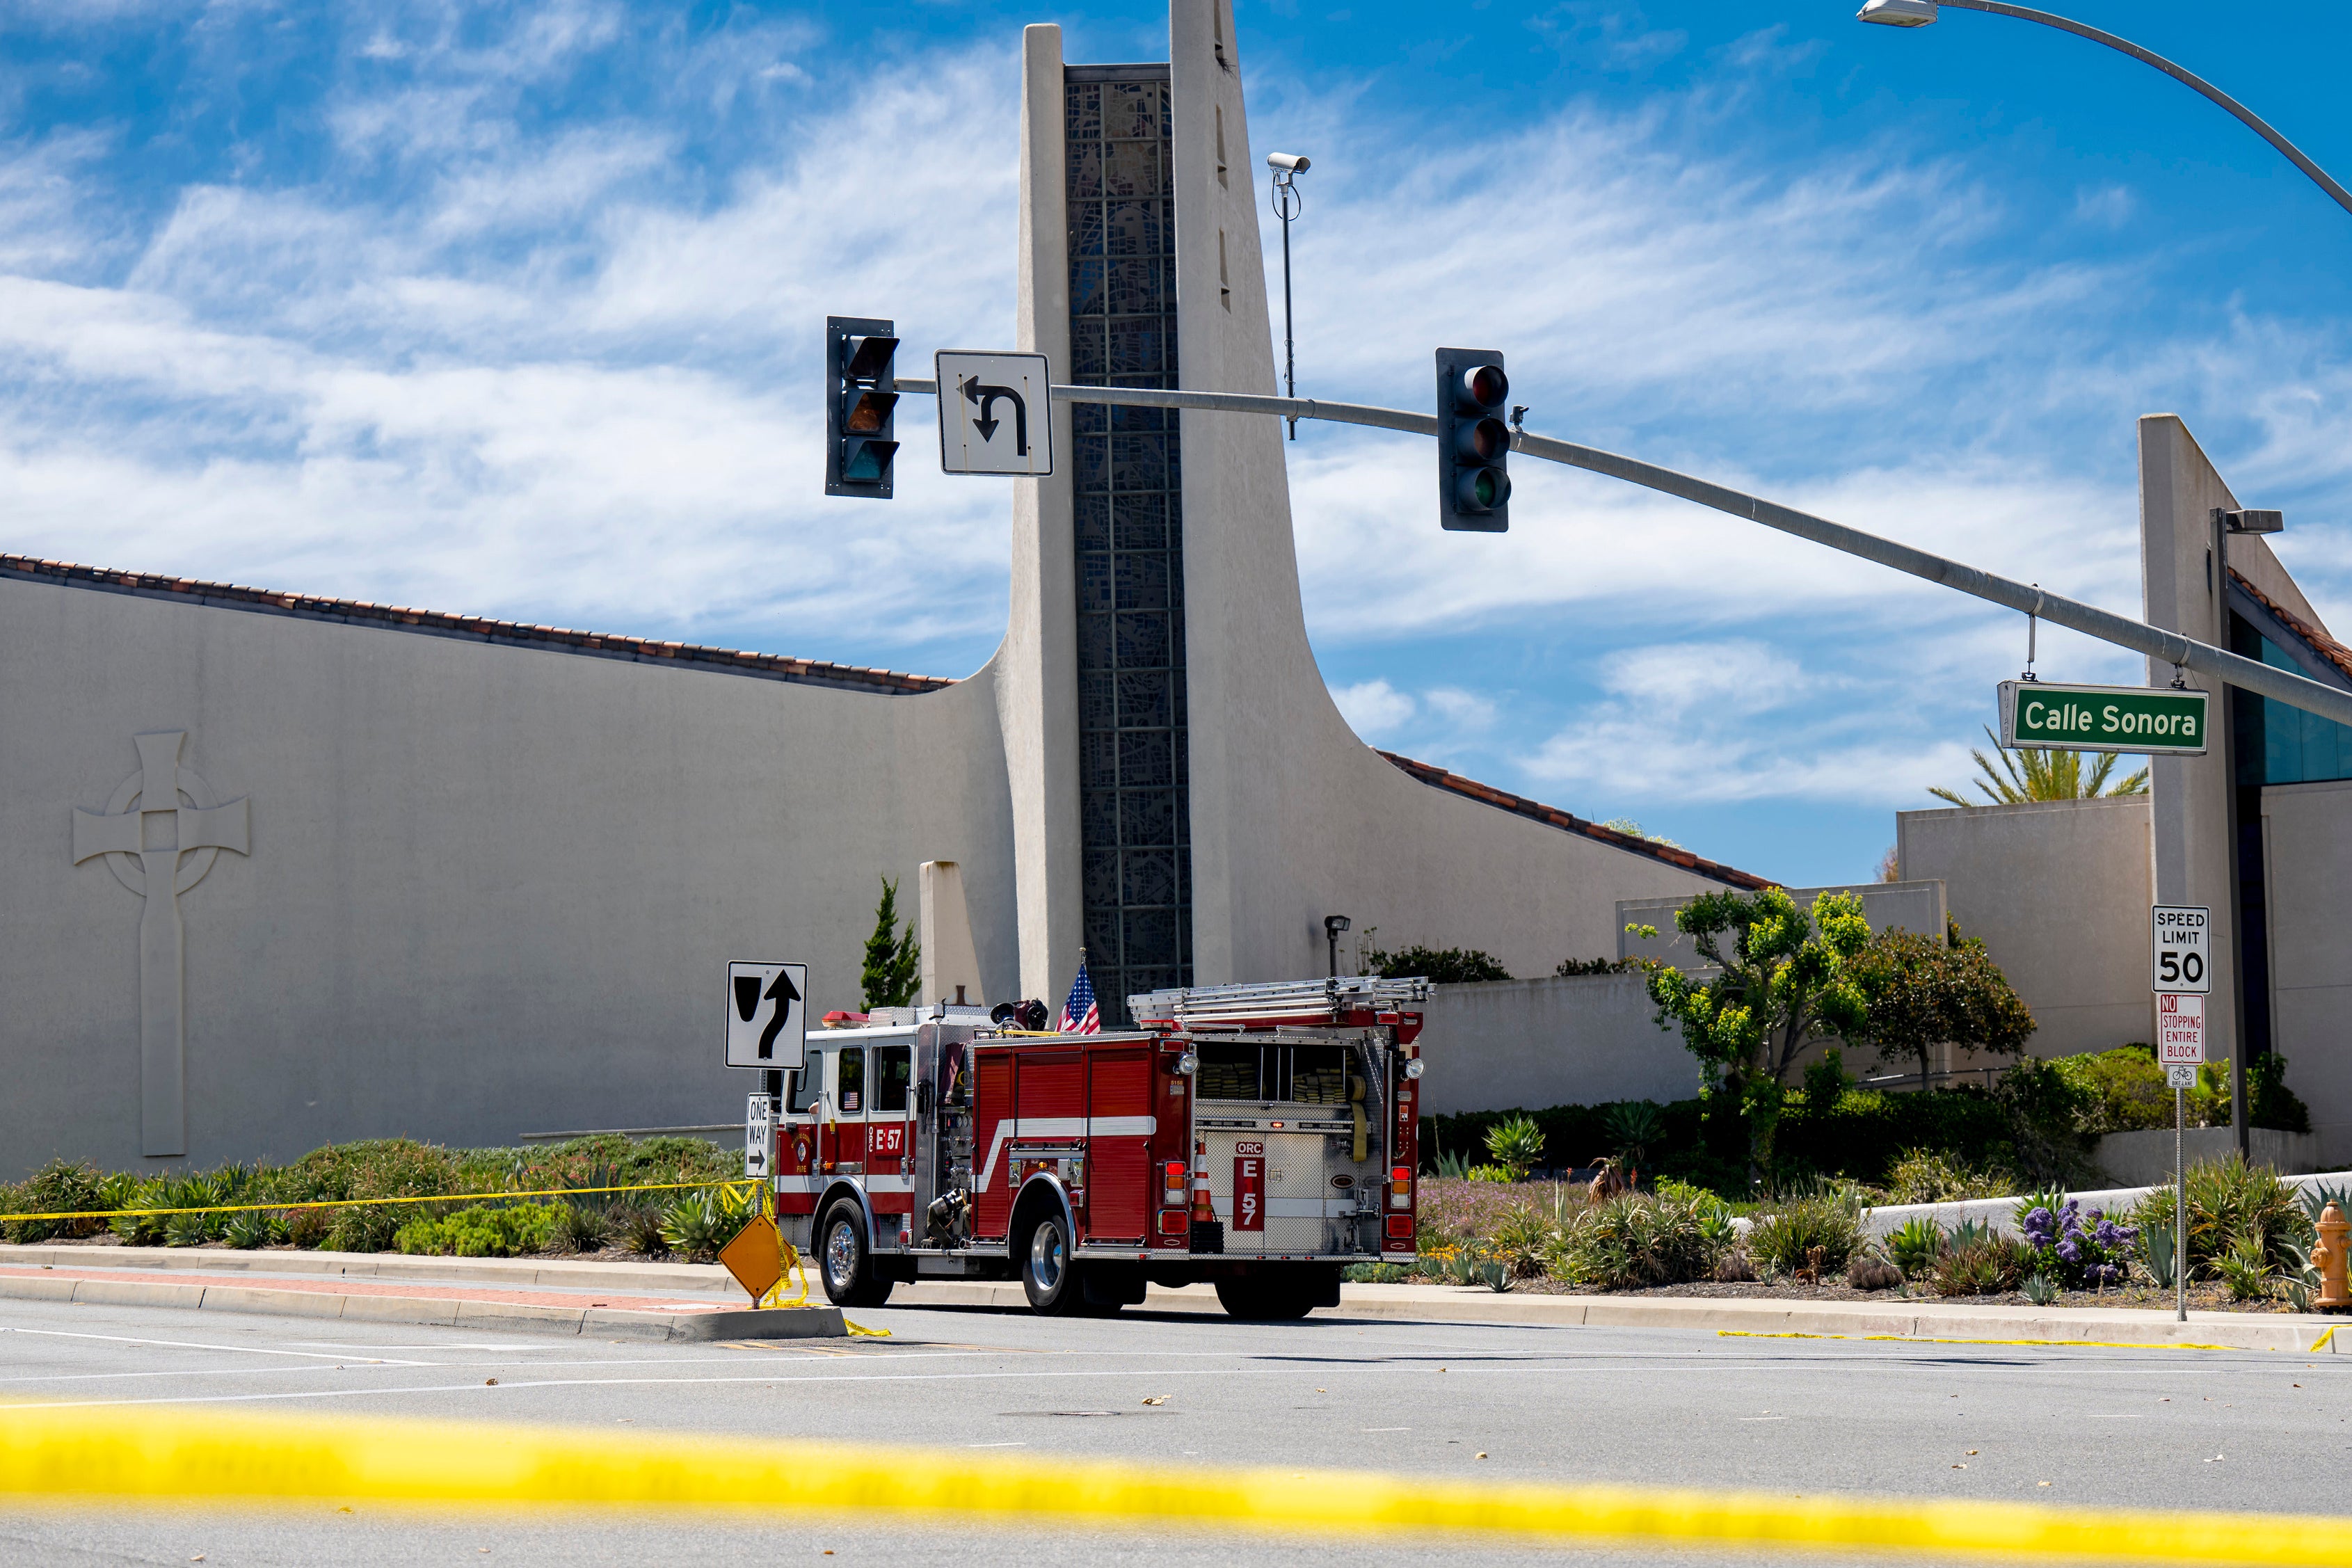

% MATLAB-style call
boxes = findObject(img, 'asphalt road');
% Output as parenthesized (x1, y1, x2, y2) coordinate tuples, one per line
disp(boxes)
(2, 1293, 2347, 1567)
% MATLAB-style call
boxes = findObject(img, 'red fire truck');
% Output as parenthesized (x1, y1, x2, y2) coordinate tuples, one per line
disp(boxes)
(766, 976, 1427, 1320)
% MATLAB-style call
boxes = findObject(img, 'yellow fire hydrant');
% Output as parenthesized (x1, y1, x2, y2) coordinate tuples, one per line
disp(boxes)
(2317, 1202, 2351, 1311)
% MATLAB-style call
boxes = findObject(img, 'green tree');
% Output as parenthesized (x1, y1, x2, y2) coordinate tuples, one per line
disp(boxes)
(860, 875, 921, 1010)
(1631, 887, 1872, 1190)
(1846, 922, 2036, 1091)
(1367, 944, 1512, 984)
(1930, 724, 2148, 807)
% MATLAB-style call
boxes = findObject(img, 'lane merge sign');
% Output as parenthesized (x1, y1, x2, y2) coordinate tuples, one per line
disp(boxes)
(1999, 680, 2208, 755)
(2151, 904, 2211, 994)
(936, 351, 1053, 477)
(2157, 992, 2207, 1065)
(726, 961, 807, 1070)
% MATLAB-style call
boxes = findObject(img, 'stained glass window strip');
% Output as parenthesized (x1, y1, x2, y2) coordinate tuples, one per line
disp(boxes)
(1066, 67, 1187, 1025)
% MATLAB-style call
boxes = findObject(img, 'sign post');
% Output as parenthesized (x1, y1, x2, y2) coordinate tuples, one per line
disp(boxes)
(2152, 911, 2209, 1325)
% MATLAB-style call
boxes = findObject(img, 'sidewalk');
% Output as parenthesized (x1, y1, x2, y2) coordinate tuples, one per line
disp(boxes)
(0, 1244, 2337, 1351)
(0, 1245, 839, 1342)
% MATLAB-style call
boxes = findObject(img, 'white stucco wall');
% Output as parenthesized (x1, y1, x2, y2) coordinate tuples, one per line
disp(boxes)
(2258, 778, 2352, 1167)
(1896, 797, 2153, 1058)
(1159, 0, 1749, 990)
(0, 575, 1018, 1176)
(1412, 974, 1697, 1119)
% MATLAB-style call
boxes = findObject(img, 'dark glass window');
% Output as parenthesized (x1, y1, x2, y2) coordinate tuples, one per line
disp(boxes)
(1066, 65, 1188, 1025)
(874, 1046, 911, 1114)
(836, 1048, 865, 1115)
(2232, 613, 2352, 786)
(787, 1053, 822, 1115)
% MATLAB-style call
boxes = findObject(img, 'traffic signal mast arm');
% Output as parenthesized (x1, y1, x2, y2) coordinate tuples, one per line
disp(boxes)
(888, 374, 2352, 733)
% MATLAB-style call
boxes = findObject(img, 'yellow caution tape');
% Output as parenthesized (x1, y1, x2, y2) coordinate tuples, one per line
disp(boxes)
(842, 1319, 893, 1338)
(0, 1180, 759, 1226)
(4, 1405, 2352, 1562)
(2313, 1327, 2338, 1354)
(1720, 1330, 2260, 1352)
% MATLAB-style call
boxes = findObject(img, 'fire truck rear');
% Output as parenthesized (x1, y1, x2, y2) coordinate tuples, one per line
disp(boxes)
(766, 976, 1427, 1319)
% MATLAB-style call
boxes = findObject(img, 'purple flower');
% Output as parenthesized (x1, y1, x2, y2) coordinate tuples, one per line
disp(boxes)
(2056, 1238, 2082, 1263)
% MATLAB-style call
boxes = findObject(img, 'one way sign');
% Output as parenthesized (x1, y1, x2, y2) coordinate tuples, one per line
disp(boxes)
(936, 351, 1053, 477)
(725, 961, 806, 1071)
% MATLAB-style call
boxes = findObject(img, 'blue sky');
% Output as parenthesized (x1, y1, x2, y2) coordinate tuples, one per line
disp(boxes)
(5, 1, 2349, 888)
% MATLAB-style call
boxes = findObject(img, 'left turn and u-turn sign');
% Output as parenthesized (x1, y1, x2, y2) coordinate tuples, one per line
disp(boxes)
(726, 961, 806, 1070)
(936, 351, 1053, 477)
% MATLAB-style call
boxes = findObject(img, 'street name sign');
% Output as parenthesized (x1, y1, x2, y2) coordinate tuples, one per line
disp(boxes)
(1999, 681, 2208, 755)
(2157, 992, 2206, 1064)
(936, 351, 1052, 477)
(2151, 904, 2212, 994)
(726, 961, 806, 1070)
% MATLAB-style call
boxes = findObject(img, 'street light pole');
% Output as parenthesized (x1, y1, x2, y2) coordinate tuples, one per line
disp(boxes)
(1858, 0, 2352, 221)
(1267, 153, 1310, 440)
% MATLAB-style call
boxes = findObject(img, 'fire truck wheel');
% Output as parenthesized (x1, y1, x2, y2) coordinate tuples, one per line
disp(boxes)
(819, 1202, 895, 1309)
(1020, 1210, 1084, 1316)
(1214, 1276, 1315, 1322)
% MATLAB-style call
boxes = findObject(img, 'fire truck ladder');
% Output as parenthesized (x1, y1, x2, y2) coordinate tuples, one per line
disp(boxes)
(1127, 975, 1430, 1031)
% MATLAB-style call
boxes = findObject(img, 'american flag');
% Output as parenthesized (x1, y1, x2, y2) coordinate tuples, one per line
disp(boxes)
(1059, 953, 1102, 1034)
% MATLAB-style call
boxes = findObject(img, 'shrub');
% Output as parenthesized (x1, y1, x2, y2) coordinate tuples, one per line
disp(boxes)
(2131, 1157, 2312, 1280)
(1465, 1165, 1514, 1183)
(558, 1202, 612, 1254)
(659, 1187, 753, 1263)
(2056, 1048, 2175, 1134)
(2214, 1232, 2274, 1302)
(282, 1206, 331, 1249)
(2018, 1198, 2137, 1288)
(1368, 945, 1512, 984)
(1484, 1115, 1544, 1180)
(615, 1203, 670, 1258)
(1930, 1222, 2031, 1297)
(1847, 1252, 1903, 1290)
(1343, 1262, 1411, 1283)
(223, 1210, 275, 1250)
(1545, 1191, 1727, 1290)
(1887, 1217, 1944, 1276)
(394, 1203, 566, 1258)
(3, 1160, 106, 1242)
(1747, 1196, 1863, 1277)
(1883, 1149, 2013, 1205)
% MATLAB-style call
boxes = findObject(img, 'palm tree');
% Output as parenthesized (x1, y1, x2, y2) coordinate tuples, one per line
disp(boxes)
(1930, 725, 2150, 808)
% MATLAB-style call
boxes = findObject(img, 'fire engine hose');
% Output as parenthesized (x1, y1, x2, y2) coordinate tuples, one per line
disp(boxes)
(5, 1404, 2350, 1562)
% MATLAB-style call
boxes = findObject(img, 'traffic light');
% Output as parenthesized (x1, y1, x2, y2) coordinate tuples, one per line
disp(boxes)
(826, 316, 899, 498)
(1434, 346, 1510, 531)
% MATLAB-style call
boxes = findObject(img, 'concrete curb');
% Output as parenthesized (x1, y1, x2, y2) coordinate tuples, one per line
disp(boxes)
(0, 1243, 730, 1295)
(6, 1245, 2337, 1353)
(875, 1280, 2344, 1352)
(0, 1272, 841, 1342)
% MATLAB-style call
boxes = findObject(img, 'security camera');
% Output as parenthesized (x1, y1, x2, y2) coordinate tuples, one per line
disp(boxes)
(1265, 152, 1310, 173)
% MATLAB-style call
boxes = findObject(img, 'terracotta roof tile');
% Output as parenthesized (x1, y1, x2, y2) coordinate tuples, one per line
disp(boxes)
(1375, 750, 1770, 889)
(0, 552, 957, 698)
(2232, 568, 2352, 686)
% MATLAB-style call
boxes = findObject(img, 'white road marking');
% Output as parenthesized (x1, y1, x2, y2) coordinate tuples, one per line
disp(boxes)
(0, 1326, 428, 1364)
(0, 1364, 1288, 1412)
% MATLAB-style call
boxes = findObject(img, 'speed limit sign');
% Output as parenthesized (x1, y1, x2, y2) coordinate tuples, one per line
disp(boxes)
(2151, 904, 2211, 994)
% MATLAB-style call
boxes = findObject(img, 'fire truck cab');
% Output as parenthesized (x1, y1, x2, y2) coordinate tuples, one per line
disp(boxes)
(768, 977, 1427, 1320)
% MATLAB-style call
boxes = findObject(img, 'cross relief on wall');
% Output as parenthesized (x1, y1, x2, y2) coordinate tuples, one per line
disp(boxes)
(72, 731, 250, 1158)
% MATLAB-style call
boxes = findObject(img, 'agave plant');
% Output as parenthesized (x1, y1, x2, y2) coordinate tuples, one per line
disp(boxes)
(222, 1209, 274, 1250)
(2214, 1230, 2274, 1302)
(1887, 1217, 1945, 1276)
(1483, 1116, 1544, 1181)
(2022, 1271, 2060, 1306)
(658, 1186, 753, 1263)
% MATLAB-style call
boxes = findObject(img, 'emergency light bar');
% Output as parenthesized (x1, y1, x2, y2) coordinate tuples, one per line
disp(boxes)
(1126, 975, 1432, 1031)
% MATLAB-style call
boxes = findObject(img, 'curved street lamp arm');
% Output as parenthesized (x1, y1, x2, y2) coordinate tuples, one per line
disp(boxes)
(1937, 0, 2352, 220)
